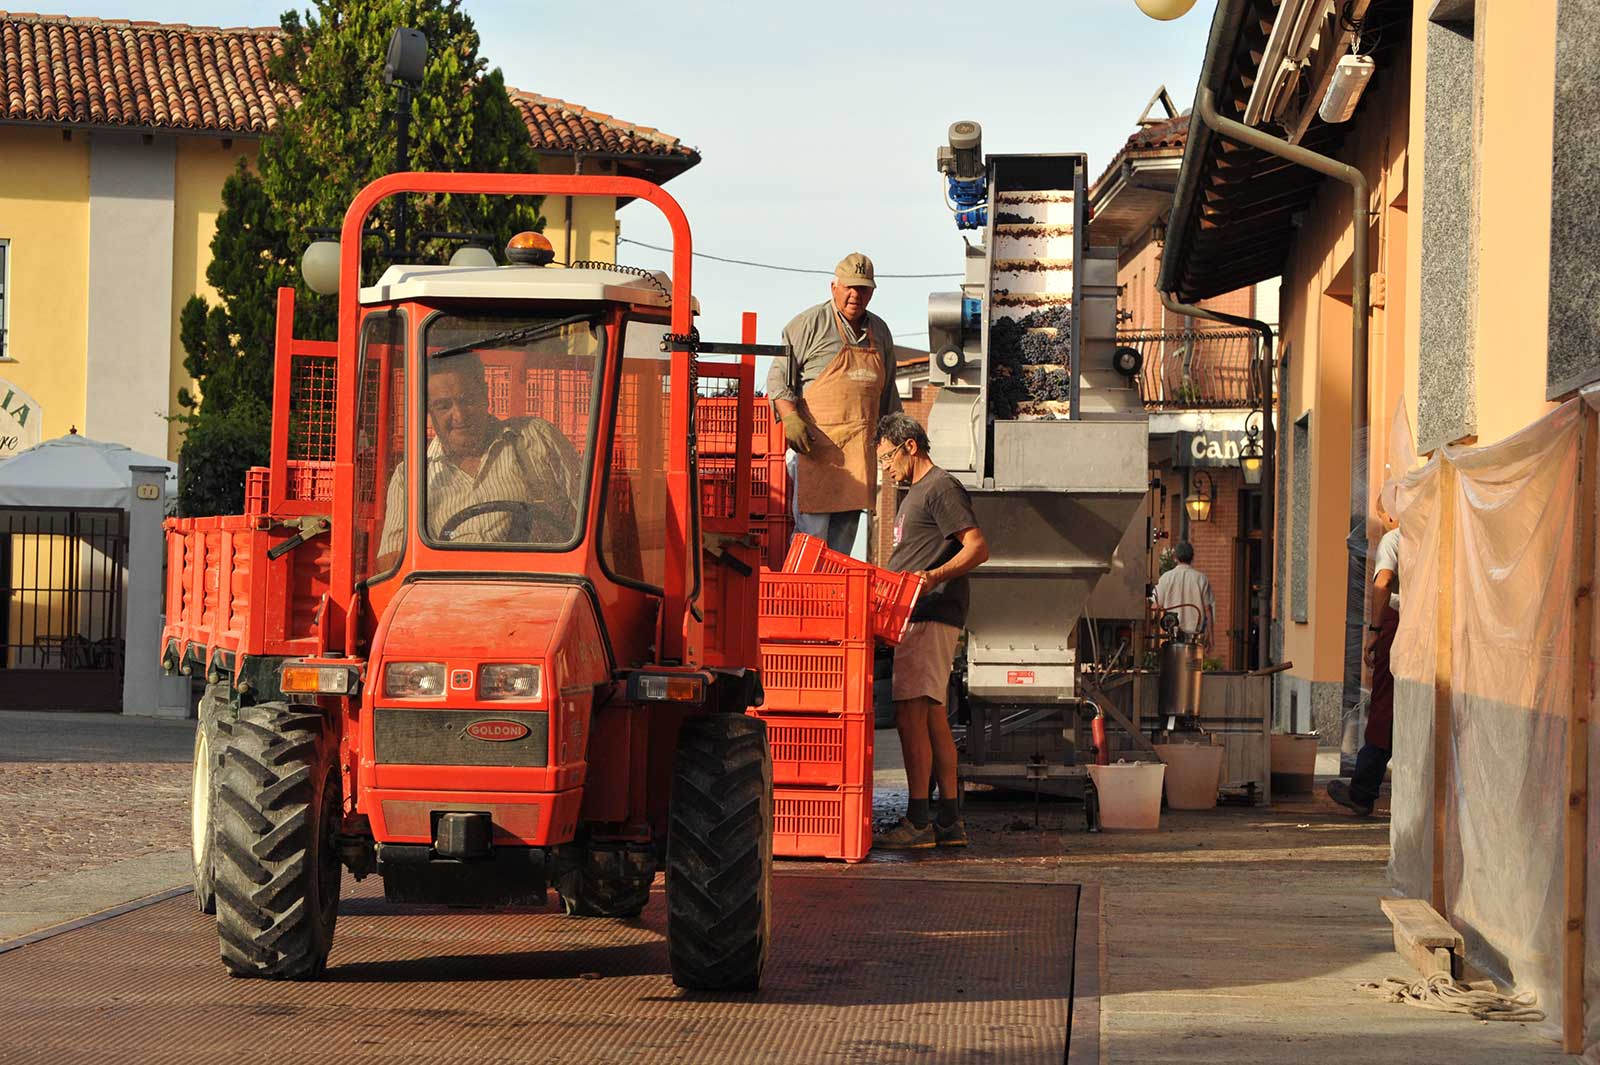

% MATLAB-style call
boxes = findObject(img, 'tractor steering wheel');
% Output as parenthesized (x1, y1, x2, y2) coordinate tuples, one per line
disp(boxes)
(436, 499, 571, 545)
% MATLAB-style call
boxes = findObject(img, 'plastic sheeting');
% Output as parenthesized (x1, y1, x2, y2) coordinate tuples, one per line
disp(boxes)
(1387, 399, 1583, 1051)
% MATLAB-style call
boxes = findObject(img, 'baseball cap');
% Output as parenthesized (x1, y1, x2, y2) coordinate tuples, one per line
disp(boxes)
(834, 252, 876, 289)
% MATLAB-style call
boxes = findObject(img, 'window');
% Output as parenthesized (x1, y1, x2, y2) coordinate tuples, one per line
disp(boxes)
(359, 311, 406, 581)
(0, 239, 9, 359)
(419, 312, 604, 550)
(601, 320, 671, 590)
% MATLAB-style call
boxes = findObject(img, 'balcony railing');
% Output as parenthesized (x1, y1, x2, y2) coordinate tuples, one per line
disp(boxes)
(1118, 328, 1261, 410)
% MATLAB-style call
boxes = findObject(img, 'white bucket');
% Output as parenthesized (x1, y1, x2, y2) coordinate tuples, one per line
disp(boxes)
(1088, 761, 1166, 830)
(1153, 742, 1226, 810)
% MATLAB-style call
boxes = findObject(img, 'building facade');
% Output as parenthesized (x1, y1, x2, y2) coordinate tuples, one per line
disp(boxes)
(0, 14, 698, 460)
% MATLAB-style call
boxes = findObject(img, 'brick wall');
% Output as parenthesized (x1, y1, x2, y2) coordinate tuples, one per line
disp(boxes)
(1153, 462, 1251, 669)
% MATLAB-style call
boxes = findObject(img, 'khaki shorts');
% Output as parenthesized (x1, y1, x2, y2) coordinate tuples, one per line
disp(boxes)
(891, 621, 961, 704)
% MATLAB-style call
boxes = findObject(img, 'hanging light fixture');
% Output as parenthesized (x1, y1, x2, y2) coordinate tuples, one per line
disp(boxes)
(1185, 470, 1215, 523)
(1240, 411, 1265, 487)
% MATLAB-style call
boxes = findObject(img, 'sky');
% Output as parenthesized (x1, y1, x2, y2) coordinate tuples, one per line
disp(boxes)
(60, 0, 1215, 348)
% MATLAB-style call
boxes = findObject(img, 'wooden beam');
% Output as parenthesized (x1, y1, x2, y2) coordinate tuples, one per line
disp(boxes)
(1432, 462, 1456, 915)
(1565, 407, 1597, 1054)
(1380, 897, 1464, 980)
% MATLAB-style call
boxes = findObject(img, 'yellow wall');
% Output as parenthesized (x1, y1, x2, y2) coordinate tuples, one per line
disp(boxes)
(0, 129, 91, 440)
(535, 155, 620, 266)
(169, 138, 259, 457)
(1470, 0, 1559, 444)
(1278, 47, 1410, 686)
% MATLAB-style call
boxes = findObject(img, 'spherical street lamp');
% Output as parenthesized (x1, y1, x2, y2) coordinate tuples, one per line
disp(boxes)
(1136, 0, 1199, 21)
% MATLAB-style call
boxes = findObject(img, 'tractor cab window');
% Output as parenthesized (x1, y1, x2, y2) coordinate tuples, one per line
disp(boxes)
(600, 319, 672, 590)
(416, 312, 603, 550)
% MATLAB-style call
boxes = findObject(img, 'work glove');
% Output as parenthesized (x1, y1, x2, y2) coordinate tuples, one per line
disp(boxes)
(781, 411, 813, 455)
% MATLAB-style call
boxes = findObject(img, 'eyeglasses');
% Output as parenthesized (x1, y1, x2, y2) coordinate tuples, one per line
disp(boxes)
(876, 445, 907, 469)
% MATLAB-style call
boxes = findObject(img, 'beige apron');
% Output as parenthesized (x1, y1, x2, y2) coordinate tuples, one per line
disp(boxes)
(795, 314, 885, 514)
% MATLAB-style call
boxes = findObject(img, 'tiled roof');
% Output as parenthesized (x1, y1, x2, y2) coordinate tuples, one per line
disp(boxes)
(0, 11, 698, 162)
(1091, 111, 1190, 196)
(0, 13, 296, 133)
(510, 90, 696, 159)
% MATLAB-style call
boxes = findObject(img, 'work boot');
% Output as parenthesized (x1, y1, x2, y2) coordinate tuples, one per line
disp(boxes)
(874, 817, 936, 850)
(934, 818, 968, 848)
(1327, 779, 1374, 816)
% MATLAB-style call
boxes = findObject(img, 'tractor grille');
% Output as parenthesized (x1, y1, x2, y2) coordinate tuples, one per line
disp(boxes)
(373, 708, 549, 767)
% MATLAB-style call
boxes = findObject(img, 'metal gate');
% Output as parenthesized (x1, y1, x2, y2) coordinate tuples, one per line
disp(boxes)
(0, 507, 127, 711)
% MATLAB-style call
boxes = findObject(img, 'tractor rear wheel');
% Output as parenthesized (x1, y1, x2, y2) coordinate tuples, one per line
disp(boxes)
(213, 702, 342, 979)
(556, 842, 655, 918)
(665, 713, 772, 991)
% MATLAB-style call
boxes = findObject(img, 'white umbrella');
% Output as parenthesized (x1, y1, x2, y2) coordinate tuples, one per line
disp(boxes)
(0, 432, 175, 509)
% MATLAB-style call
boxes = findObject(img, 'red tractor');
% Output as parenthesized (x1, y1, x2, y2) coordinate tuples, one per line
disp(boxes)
(166, 173, 774, 990)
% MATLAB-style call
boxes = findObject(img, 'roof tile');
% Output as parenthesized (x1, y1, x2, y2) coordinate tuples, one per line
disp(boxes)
(0, 11, 697, 160)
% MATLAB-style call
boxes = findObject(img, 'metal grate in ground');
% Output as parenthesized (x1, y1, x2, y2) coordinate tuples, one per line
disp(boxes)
(0, 872, 1077, 1064)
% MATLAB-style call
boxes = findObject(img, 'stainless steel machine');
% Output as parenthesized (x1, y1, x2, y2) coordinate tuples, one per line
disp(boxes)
(925, 123, 1152, 797)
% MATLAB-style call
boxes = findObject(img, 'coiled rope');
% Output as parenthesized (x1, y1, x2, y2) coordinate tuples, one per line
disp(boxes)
(1359, 971, 1545, 1023)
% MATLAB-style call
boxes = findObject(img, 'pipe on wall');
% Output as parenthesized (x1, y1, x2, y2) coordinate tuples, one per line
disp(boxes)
(1190, 82, 1372, 730)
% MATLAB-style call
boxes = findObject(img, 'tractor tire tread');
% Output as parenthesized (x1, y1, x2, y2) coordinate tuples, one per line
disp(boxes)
(666, 714, 772, 992)
(213, 702, 340, 980)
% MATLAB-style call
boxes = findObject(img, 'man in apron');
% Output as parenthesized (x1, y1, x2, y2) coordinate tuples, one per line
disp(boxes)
(768, 253, 902, 558)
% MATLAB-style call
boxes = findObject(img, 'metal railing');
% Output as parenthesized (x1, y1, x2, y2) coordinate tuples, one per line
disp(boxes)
(1118, 328, 1261, 410)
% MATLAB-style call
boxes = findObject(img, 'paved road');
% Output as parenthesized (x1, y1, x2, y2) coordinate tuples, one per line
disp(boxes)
(0, 710, 194, 763)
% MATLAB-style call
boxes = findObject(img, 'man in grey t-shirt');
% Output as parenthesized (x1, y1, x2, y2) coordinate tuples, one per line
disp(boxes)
(872, 412, 989, 850)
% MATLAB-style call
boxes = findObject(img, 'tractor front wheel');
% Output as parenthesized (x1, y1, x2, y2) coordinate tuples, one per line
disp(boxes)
(665, 713, 772, 991)
(213, 702, 342, 979)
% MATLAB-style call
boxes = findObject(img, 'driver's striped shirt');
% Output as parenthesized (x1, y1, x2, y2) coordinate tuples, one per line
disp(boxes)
(378, 417, 581, 555)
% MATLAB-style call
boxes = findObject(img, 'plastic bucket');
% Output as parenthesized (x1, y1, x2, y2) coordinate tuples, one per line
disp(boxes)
(1153, 742, 1226, 810)
(1270, 732, 1319, 795)
(1088, 762, 1166, 830)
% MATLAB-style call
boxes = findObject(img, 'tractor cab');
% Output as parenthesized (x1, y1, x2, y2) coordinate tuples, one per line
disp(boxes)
(346, 241, 694, 678)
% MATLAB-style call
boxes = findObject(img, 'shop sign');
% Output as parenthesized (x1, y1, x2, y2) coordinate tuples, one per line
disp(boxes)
(1174, 429, 1247, 468)
(0, 378, 41, 460)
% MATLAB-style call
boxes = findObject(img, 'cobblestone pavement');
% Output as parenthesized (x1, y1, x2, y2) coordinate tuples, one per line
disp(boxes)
(0, 761, 193, 890)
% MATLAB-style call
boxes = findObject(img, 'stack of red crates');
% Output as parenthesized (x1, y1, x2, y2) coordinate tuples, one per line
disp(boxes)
(752, 570, 874, 862)
(697, 396, 791, 569)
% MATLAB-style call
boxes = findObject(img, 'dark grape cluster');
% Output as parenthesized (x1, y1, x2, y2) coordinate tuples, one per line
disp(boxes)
(986, 304, 1075, 416)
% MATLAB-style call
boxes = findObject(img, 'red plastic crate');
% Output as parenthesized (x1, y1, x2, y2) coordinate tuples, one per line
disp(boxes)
(749, 455, 787, 518)
(752, 709, 872, 788)
(702, 542, 759, 670)
(758, 570, 870, 644)
(752, 516, 793, 571)
(782, 534, 924, 646)
(751, 398, 776, 456)
(696, 397, 742, 454)
(760, 641, 872, 715)
(699, 457, 739, 520)
(772, 783, 871, 862)
(244, 467, 270, 516)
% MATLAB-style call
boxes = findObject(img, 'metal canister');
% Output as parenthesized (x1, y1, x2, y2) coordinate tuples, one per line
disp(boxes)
(1156, 638, 1204, 720)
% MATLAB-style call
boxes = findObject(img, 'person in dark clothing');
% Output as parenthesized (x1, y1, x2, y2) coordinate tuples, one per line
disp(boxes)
(1329, 501, 1400, 815)
(872, 412, 989, 849)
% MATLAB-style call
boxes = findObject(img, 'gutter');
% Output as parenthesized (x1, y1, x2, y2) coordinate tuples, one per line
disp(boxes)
(1160, 292, 1277, 672)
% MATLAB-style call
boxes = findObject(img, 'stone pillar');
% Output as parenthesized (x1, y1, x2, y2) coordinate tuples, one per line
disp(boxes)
(124, 464, 188, 717)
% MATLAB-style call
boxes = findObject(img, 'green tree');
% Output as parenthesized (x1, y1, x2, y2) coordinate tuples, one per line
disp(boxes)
(176, 0, 543, 516)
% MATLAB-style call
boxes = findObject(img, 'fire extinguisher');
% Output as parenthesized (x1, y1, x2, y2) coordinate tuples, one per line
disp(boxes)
(1092, 710, 1109, 766)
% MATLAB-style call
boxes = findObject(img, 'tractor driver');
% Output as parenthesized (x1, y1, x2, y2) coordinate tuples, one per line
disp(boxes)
(377, 351, 581, 558)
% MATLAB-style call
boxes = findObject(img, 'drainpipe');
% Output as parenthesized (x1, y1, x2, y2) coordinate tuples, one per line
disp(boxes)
(1191, 81, 1371, 735)
(1160, 291, 1276, 672)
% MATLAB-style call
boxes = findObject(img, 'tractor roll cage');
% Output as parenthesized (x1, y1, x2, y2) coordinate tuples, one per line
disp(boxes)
(330, 173, 700, 665)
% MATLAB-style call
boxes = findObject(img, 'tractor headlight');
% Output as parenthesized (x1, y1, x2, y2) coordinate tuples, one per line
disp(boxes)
(478, 663, 542, 701)
(383, 661, 446, 698)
